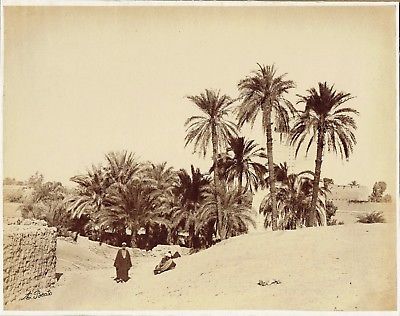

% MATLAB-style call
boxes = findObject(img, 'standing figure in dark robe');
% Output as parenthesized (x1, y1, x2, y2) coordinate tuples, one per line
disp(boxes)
(114, 242, 132, 283)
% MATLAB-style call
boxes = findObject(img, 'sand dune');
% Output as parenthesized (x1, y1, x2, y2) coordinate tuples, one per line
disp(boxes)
(6, 220, 396, 311)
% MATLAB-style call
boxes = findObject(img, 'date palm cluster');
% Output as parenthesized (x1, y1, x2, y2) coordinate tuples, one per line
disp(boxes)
(65, 152, 256, 249)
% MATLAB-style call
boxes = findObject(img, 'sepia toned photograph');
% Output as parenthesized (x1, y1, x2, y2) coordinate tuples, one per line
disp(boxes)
(1, 1, 398, 313)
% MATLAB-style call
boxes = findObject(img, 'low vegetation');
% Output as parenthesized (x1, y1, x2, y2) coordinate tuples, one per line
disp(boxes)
(4, 189, 24, 203)
(357, 211, 385, 224)
(369, 181, 392, 203)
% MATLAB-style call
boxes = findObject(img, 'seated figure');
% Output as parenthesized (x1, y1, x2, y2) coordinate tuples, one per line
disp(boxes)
(154, 251, 176, 275)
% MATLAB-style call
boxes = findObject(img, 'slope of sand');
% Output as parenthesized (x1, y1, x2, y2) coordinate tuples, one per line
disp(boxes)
(55, 237, 115, 271)
(6, 221, 396, 311)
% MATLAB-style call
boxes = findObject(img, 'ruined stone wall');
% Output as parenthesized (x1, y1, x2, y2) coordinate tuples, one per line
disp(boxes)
(3, 218, 57, 306)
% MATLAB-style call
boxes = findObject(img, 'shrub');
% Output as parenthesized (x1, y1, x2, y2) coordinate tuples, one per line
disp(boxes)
(357, 211, 385, 224)
(328, 219, 345, 226)
(4, 190, 24, 203)
(3, 178, 23, 185)
(382, 194, 392, 203)
(326, 201, 338, 226)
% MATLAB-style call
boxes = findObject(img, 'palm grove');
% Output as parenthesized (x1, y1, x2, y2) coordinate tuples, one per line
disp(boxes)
(18, 63, 359, 250)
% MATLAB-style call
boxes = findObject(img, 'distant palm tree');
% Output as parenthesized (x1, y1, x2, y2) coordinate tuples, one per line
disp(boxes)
(20, 180, 66, 218)
(197, 187, 256, 240)
(24, 180, 65, 204)
(260, 171, 328, 230)
(290, 82, 358, 226)
(172, 165, 210, 248)
(212, 136, 267, 195)
(237, 64, 296, 230)
(68, 165, 110, 219)
(185, 89, 238, 238)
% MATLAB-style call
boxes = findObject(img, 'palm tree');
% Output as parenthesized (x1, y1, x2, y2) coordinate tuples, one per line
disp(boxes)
(237, 64, 296, 230)
(143, 161, 177, 206)
(260, 171, 328, 230)
(197, 187, 256, 240)
(143, 162, 176, 188)
(212, 136, 267, 195)
(185, 89, 238, 238)
(99, 179, 170, 247)
(171, 166, 210, 248)
(104, 150, 141, 187)
(142, 162, 179, 244)
(67, 165, 110, 219)
(290, 82, 358, 226)
(67, 151, 142, 239)
(264, 162, 290, 187)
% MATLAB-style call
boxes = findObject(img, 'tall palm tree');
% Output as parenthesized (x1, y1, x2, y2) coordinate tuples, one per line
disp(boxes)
(237, 64, 296, 230)
(290, 82, 358, 226)
(185, 89, 238, 238)
(212, 136, 267, 195)
(260, 171, 328, 230)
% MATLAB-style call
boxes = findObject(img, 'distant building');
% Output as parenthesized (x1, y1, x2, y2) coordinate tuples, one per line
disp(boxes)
(325, 183, 369, 203)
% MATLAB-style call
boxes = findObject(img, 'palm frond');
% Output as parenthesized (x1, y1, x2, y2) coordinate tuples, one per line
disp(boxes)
(185, 89, 238, 157)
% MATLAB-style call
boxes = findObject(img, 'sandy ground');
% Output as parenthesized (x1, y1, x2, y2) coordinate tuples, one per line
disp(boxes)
(2, 202, 22, 218)
(6, 213, 397, 311)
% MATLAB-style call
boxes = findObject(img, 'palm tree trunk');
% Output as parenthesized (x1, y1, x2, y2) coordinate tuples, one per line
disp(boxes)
(237, 172, 243, 204)
(189, 224, 195, 248)
(310, 118, 325, 227)
(211, 123, 223, 240)
(238, 173, 243, 195)
(265, 109, 278, 231)
(131, 229, 138, 248)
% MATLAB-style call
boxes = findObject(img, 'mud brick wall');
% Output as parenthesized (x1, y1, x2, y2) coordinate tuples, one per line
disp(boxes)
(3, 219, 57, 306)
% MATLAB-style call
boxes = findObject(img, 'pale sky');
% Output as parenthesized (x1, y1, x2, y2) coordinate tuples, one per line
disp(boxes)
(3, 5, 398, 195)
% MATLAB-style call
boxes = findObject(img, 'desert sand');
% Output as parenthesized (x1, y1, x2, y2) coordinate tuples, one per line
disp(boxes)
(5, 206, 397, 311)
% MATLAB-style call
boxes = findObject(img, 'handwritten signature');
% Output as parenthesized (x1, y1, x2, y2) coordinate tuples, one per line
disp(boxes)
(22, 289, 52, 300)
